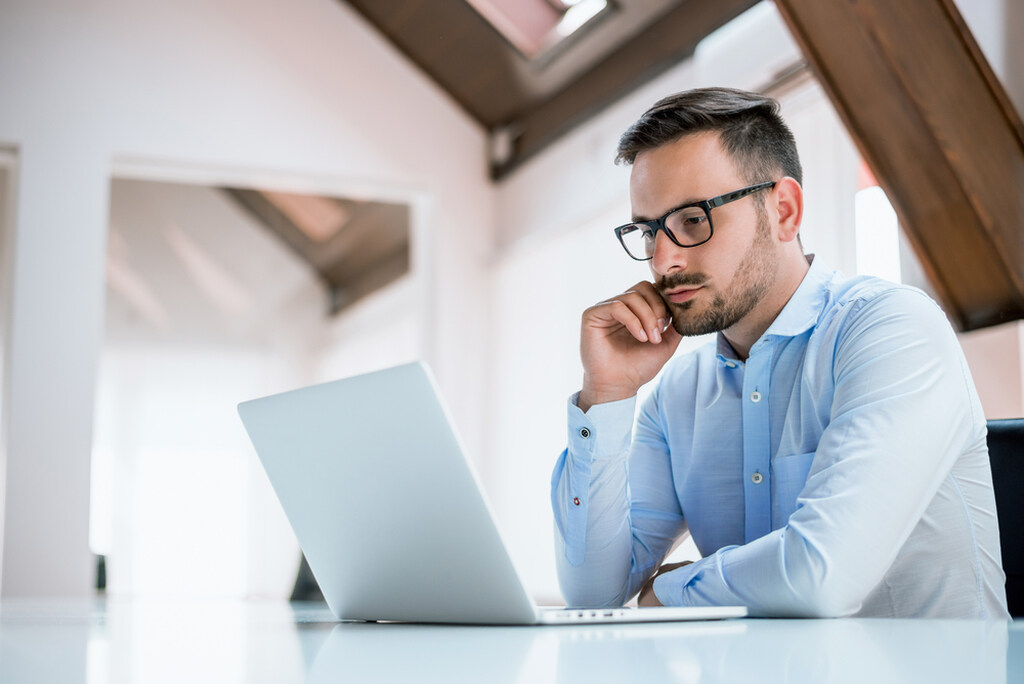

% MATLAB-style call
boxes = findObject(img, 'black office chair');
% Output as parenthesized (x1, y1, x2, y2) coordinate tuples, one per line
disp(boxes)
(988, 418, 1024, 618)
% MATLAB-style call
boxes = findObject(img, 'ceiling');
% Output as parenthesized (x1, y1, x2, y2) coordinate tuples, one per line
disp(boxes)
(341, 0, 760, 179)
(105, 180, 410, 346)
(225, 189, 409, 315)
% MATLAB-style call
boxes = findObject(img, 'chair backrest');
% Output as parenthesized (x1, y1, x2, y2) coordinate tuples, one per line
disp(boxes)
(987, 418, 1024, 617)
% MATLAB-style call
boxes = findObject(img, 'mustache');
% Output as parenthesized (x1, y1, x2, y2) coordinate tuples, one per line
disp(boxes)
(656, 272, 708, 294)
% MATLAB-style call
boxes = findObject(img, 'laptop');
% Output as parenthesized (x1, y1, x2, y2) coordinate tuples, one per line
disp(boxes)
(237, 361, 746, 625)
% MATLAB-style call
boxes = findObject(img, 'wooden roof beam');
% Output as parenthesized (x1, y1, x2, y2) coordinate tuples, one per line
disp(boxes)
(775, 0, 1024, 330)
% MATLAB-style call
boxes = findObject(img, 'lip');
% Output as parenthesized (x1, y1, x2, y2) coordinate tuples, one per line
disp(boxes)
(663, 286, 702, 304)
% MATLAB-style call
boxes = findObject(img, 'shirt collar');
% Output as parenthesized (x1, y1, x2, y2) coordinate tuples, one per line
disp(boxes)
(762, 254, 834, 339)
(714, 254, 836, 364)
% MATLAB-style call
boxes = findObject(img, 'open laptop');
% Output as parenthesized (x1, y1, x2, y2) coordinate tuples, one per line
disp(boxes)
(237, 361, 746, 625)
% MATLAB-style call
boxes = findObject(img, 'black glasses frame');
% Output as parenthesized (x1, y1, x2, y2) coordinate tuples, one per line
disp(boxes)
(613, 181, 777, 261)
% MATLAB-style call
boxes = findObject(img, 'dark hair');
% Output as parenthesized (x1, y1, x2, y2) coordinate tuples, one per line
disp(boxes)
(615, 87, 802, 186)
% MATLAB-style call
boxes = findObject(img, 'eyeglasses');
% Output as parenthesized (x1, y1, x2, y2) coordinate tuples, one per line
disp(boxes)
(613, 181, 776, 261)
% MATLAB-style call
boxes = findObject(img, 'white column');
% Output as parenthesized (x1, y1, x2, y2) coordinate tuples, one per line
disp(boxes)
(1, 140, 108, 597)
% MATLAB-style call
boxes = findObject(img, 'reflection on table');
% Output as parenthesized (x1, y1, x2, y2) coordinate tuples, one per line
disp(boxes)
(1, 599, 1019, 683)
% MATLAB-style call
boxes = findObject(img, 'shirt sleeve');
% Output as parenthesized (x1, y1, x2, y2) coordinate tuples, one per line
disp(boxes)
(551, 389, 686, 607)
(652, 288, 981, 617)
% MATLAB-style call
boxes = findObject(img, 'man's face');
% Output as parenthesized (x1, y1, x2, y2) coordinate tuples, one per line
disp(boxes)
(629, 132, 779, 337)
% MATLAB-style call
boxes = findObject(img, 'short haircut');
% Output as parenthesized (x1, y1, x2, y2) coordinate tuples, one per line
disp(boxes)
(615, 87, 803, 186)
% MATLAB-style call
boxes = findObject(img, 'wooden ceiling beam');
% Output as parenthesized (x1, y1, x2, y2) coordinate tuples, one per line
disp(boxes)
(492, 0, 759, 179)
(775, 0, 1024, 331)
(224, 189, 410, 315)
(341, 0, 759, 180)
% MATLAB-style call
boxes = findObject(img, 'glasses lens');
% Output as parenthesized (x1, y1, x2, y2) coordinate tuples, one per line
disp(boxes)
(665, 206, 711, 246)
(618, 223, 652, 260)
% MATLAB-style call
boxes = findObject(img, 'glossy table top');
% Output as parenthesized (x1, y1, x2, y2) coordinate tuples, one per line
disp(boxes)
(1, 598, 1020, 683)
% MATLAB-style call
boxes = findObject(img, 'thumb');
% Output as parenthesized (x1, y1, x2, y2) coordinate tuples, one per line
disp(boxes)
(661, 320, 684, 347)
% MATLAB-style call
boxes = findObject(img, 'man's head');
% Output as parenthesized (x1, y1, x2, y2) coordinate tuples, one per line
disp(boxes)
(615, 87, 802, 186)
(616, 88, 807, 352)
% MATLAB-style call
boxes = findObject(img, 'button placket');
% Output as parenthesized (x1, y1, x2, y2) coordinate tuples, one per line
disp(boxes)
(741, 344, 772, 542)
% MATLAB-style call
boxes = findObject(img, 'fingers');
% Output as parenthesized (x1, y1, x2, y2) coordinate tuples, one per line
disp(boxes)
(637, 576, 663, 607)
(588, 281, 671, 344)
(586, 299, 650, 342)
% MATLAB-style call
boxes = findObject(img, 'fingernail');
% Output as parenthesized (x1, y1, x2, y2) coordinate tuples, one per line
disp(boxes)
(651, 327, 662, 343)
(638, 328, 649, 342)
(658, 318, 668, 331)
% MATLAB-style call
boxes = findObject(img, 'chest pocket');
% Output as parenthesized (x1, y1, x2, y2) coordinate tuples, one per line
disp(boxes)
(771, 451, 816, 524)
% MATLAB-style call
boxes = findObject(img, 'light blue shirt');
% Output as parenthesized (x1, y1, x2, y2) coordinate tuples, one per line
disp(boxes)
(552, 257, 1009, 618)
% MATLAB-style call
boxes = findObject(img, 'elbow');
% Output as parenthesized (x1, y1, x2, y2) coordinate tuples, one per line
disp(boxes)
(557, 568, 629, 609)
(789, 588, 862, 619)
(777, 530, 865, 618)
(553, 523, 633, 608)
(555, 551, 630, 608)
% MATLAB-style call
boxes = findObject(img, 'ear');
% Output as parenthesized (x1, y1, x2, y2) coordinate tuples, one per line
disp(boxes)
(772, 177, 803, 243)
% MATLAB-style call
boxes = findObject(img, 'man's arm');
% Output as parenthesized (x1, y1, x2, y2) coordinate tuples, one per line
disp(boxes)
(552, 387, 687, 607)
(551, 280, 685, 607)
(647, 288, 979, 617)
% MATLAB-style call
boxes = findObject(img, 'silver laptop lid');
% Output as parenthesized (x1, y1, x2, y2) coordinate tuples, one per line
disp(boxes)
(238, 362, 537, 624)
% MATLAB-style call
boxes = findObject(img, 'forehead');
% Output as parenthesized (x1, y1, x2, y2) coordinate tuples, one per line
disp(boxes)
(628, 132, 743, 218)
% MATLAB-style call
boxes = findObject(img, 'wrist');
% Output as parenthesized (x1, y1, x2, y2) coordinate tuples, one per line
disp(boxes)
(579, 378, 638, 413)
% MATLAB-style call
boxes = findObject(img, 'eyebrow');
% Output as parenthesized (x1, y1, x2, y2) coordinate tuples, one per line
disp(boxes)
(631, 197, 702, 223)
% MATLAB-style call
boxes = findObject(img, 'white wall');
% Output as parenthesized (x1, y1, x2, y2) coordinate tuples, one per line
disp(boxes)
(0, 0, 495, 597)
(959, 322, 1024, 420)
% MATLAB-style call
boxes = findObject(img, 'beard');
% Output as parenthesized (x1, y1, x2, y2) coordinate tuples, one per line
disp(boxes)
(657, 211, 777, 337)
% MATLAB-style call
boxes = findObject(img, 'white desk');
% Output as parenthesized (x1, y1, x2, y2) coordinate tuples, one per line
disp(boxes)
(1, 598, 1020, 683)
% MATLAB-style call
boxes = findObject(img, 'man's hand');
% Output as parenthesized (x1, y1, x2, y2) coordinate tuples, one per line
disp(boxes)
(637, 561, 693, 607)
(579, 281, 683, 412)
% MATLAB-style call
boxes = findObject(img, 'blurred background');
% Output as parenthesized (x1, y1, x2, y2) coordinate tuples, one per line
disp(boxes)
(0, 0, 1021, 608)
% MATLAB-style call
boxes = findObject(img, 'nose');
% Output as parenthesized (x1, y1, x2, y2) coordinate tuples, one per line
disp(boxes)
(649, 228, 687, 276)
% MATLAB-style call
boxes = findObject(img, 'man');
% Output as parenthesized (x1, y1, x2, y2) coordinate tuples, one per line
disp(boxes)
(551, 87, 1009, 618)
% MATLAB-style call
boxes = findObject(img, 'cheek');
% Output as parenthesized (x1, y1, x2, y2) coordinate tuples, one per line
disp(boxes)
(704, 248, 741, 283)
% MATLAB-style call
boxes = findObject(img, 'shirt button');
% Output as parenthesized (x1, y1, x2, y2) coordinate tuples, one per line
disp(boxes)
(579, 428, 590, 439)
(573, 497, 581, 506)
(751, 472, 764, 484)
(725, 361, 737, 369)
(750, 391, 762, 403)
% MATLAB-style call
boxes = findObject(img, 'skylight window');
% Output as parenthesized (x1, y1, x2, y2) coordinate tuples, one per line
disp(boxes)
(465, 0, 610, 60)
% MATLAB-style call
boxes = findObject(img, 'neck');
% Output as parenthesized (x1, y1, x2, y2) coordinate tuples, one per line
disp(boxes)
(722, 251, 811, 361)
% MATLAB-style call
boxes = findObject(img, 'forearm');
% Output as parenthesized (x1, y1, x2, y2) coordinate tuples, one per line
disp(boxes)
(552, 449, 635, 607)
(551, 393, 683, 607)
(551, 395, 638, 606)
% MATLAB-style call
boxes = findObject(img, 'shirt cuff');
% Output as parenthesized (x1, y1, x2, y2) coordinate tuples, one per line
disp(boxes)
(567, 392, 637, 461)
(652, 560, 703, 606)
